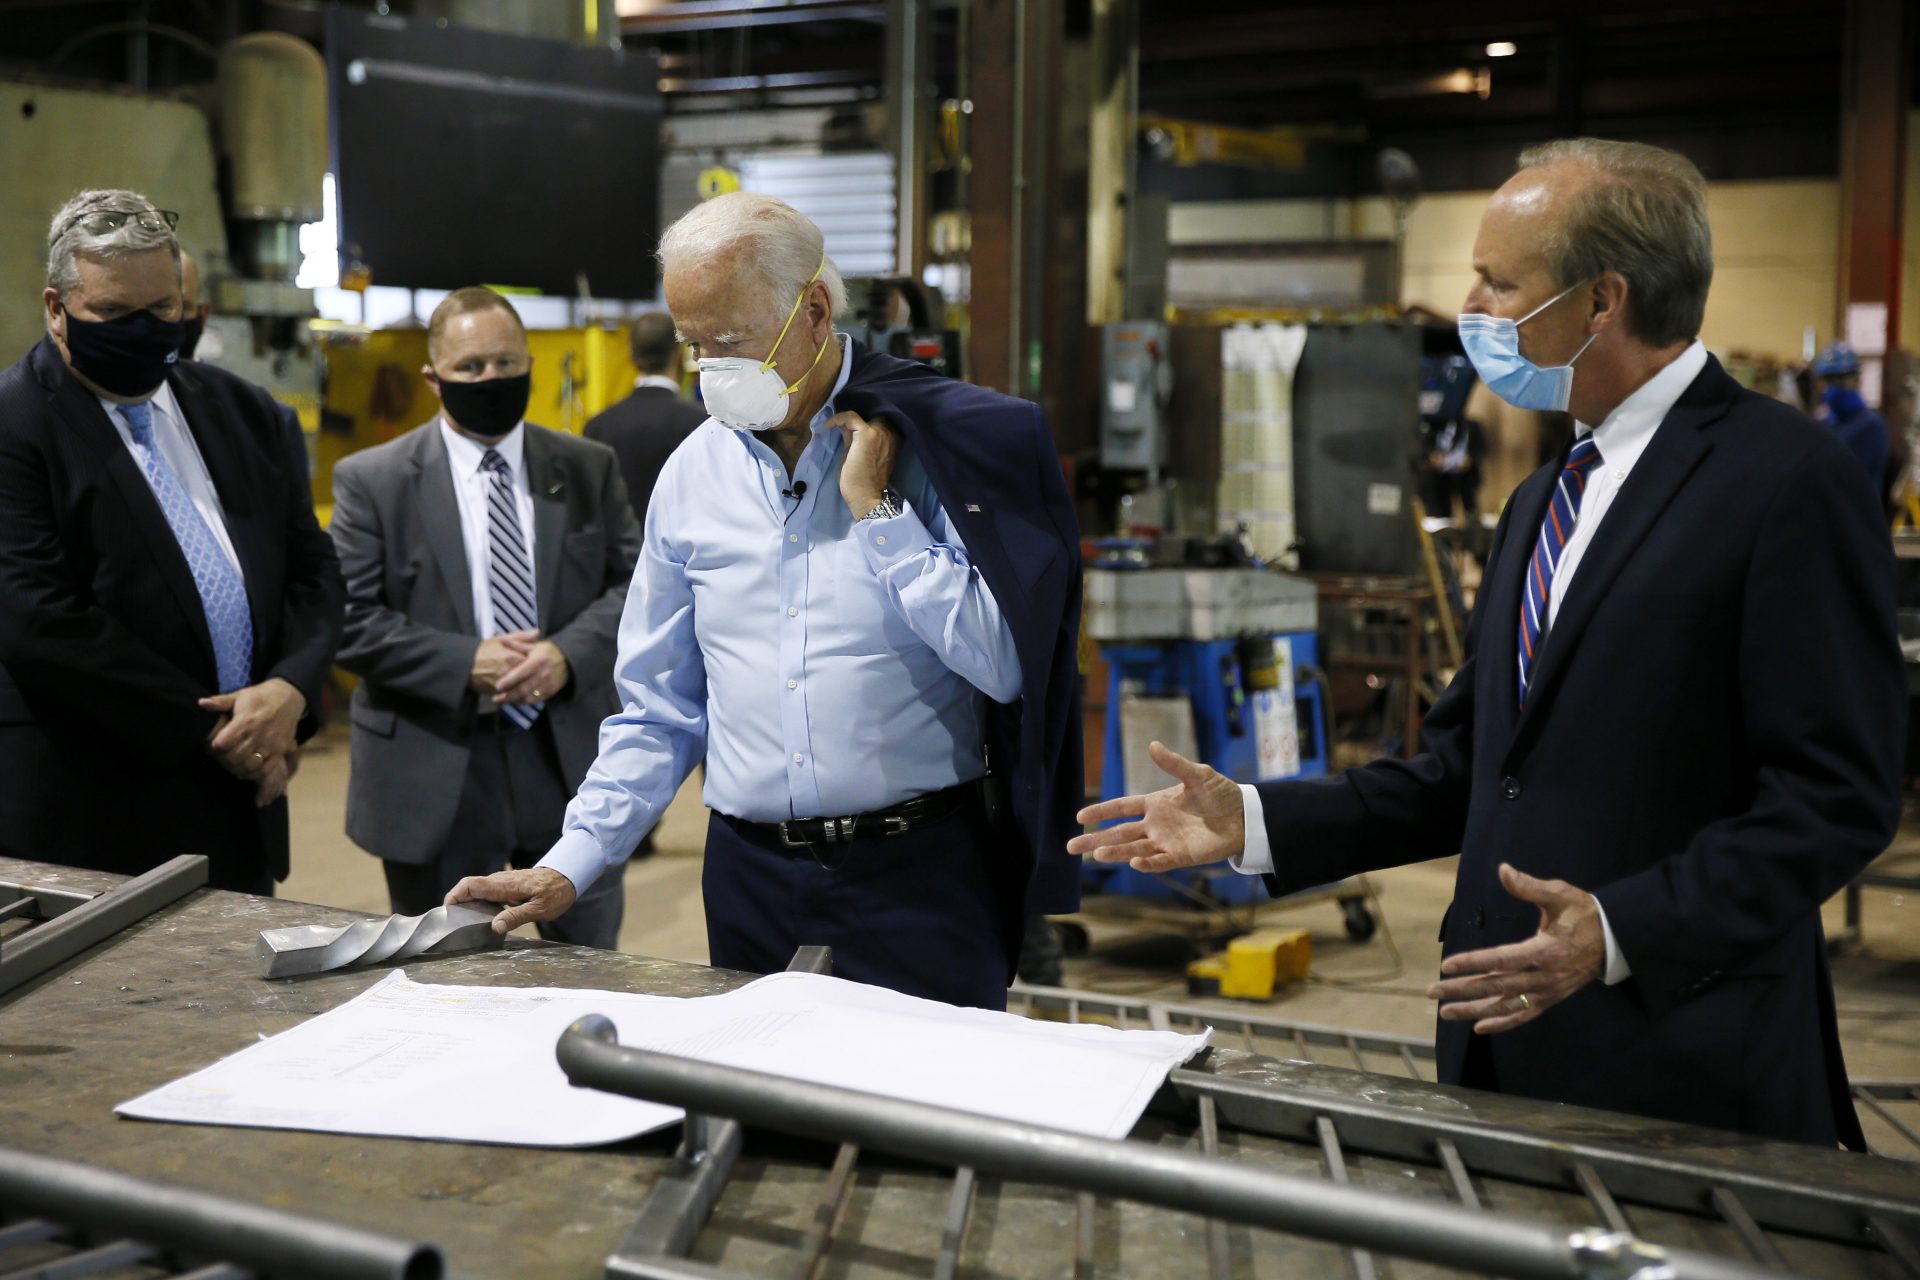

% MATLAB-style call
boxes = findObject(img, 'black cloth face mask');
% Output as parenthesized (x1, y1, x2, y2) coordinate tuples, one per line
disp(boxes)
(179, 314, 206, 361)
(437, 372, 532, 440)
(63, 308, 184, 398)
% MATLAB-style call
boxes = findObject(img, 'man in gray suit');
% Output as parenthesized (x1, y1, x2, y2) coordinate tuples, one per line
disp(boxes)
(330, 287, 641, 947)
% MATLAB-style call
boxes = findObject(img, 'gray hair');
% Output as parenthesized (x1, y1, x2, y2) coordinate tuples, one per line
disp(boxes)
(46, 188, 181, 297)
(656, 192, 847, 329)
(1517, 138, 1713, 348)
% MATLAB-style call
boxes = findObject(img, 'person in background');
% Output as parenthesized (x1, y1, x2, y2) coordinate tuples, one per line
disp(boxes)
(1812, 341, 1891, 495)
(329, 287, 641, 947)
(0, 188, 344, 891)
(584, 310, 707, 531)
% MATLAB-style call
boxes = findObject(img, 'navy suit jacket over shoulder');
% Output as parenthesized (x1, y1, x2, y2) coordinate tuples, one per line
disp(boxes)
(836, 344, 1084, 915)
(1254, 355, 1902, 1148)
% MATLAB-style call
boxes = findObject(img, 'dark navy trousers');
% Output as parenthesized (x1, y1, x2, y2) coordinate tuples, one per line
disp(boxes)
(702, 798, 1017, 1010)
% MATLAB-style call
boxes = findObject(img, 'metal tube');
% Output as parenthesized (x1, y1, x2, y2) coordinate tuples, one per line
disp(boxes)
(556, 1023, 1790, 1280)
(929, 1167, 975, 1280)
(1436, 1140, 1480, 1210)
(0, 856, 208, 999)
(790, 1143, 858, 1280)
(1316, 1117, 1378, 1280)
(0, 1148, 441, 1280)
(605, 946, 835, 1272)
(1197, 1095, 1231, 1280)
(1073, 1192, 1095, 1280)
(1710, 1188, 1786, 1269)
(0, 1239, 154, 1280)
(1574, 1161, 1634, 1235)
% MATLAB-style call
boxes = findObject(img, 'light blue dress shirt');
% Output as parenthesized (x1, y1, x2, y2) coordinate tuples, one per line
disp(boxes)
(540, 336, 1022, 894)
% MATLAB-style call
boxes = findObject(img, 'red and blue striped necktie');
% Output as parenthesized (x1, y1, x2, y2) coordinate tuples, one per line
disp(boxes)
(1516, 436, 1605, 708)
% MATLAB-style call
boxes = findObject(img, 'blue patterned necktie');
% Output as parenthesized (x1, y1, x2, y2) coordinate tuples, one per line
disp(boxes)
(481, 449, 542, 729)
(1516, 435, 1605, 708)
(120, 401, 254, 693)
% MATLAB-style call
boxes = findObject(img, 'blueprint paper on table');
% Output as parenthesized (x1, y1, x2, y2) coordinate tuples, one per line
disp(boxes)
(117, 969, 1212, 1147)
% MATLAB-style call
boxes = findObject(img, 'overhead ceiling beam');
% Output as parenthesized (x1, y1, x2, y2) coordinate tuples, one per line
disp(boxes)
(621, 0, 885, 36)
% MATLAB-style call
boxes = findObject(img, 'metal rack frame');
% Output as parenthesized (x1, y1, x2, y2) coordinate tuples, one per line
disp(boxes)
(1010, 982, 1920, 1164)
(558, 1019, 1795, 1280)
(0, 1146, 443, 1280)
(0, 855, 209, 999)
(557, 956, 1920, 1280)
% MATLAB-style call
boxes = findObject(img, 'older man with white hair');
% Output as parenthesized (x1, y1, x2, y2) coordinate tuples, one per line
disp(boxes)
(0, 189, 344, 891)
(1072, 139, 1902, 1148)
(451, 193, 1083, 1009)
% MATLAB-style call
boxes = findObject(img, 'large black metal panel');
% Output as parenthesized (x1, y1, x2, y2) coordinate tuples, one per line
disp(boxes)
(325, 11, 661, 297)
(1291, 323, 1423, 574)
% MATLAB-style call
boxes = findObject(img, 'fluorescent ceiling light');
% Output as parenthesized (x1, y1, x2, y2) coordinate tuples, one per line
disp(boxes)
(1485, 41, 1518, 57)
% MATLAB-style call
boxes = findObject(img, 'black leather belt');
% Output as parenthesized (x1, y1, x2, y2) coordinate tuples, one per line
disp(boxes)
(746, 780, 980, 849)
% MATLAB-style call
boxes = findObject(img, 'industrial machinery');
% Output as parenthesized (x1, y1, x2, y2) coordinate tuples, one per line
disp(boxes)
(1082, 535, 1334, 912)
(1100, 319, 1173, 473)
(838, 275, 962, 378)
(1, 35, 328, 425)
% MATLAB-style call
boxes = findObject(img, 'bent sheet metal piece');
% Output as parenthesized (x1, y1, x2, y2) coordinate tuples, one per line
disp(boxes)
(257, 902, 504, 979)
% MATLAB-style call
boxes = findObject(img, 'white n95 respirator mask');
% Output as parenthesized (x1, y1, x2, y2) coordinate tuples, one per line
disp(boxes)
(697, 255, 831, 431)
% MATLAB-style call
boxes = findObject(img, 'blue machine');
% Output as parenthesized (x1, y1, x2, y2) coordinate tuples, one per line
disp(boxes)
(1088, 631, 1328, 904)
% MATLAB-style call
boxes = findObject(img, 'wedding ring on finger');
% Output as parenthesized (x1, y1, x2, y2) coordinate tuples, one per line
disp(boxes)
(1518, 992, 1532, 1011)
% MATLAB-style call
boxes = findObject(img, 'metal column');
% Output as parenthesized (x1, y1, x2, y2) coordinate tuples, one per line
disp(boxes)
(885, 0, 932, 281)
(1836, 0, 1910, 369)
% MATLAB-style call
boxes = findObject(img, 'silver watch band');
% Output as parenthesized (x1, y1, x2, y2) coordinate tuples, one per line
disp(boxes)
(860, 489, 903, 521)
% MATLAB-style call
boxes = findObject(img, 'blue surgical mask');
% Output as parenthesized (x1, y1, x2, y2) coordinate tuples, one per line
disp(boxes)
(1457, 283, 1599, 413)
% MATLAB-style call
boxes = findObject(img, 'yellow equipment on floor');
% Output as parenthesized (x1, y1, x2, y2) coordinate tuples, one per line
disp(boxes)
(1185, 928, 1312, 1001)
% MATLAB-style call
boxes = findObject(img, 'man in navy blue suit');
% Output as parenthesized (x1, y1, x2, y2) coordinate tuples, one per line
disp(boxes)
(449, 193, 1082, 1009)
(1073, 139, 1901, 1148)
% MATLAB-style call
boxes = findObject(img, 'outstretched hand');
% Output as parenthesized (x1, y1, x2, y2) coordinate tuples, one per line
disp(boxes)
(1064, 742, 1247, 873)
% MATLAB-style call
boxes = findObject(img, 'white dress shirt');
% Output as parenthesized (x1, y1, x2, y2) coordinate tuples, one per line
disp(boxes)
(634, 374, 683, 393)
(101, 382, 245, 579)
(1235, 342, 1711, 988)
(439, 418, 538, 639)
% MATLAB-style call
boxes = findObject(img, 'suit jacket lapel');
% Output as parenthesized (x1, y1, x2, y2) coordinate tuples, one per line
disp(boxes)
(1508, 361, 1737, 748)
(411, 422, 477, 636)
(525, 427, 568, 634)
(168, 362, 272, 656)
(34, 342, 218, 671)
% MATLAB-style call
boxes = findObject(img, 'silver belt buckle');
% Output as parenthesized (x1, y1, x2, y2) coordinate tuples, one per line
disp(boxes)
(779, 816, 856, 848)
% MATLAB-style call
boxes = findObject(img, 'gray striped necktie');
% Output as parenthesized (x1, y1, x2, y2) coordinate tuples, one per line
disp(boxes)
(481, 448, 541, 729)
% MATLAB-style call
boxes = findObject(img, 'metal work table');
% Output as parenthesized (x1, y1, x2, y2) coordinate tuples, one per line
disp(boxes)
(3, 857, 1918, 1279)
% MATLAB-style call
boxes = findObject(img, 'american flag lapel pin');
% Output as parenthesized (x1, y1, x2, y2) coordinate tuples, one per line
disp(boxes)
(965, 503, 982, 513)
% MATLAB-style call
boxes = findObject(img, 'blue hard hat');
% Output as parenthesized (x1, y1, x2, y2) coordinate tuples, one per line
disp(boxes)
(1814, 342, 1861, 377)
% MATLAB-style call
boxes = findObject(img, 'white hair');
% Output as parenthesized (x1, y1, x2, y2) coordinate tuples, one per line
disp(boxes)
(657, 192, 847, 327)
(46, 188, 181, 297)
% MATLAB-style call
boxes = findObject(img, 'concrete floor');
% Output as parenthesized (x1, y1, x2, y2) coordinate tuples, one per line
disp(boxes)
(283, 724, 1920, 1089)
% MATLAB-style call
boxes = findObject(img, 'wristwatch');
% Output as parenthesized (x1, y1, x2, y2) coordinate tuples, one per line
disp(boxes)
(859, 488, 904, 522)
